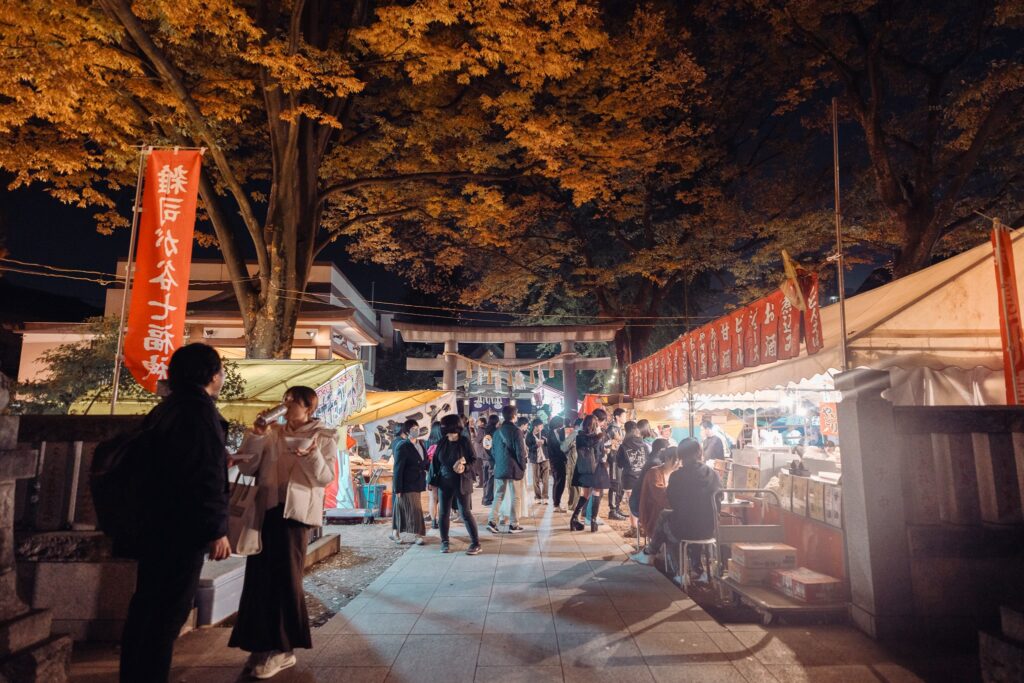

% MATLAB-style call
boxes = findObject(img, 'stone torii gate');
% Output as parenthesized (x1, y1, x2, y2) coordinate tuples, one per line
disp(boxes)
(393, 322, 623, 418)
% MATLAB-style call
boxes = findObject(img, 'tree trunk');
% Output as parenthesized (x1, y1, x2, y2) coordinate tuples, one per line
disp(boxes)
(891, 208, 941, 278)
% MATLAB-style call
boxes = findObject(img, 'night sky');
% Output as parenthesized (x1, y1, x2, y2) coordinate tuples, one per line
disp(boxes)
(1, 185, 407, 310)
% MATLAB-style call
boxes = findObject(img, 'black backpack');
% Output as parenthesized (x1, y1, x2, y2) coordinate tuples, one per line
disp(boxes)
(90, 428, 153, 558)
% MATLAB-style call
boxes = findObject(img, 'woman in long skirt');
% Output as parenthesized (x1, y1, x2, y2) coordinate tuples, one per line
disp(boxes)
(390, 419, 428, 543)
(230, 386, 336, 679)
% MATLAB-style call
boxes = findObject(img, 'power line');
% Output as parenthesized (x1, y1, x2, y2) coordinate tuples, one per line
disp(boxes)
(2, 256, 713, 325)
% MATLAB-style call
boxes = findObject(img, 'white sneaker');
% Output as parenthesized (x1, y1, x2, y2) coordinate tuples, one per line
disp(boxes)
(630, 551, 656, 566)
(243, 651, 268, 673)
(251, 650, 297, 679)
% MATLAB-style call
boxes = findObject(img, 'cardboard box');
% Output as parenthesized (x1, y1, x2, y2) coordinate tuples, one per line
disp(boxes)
(825, 483, 842, 528)
(807, 479, 826, 522)
(791, 475, 809, 516)
(731, 543, 798, 570)
(727, 558, 772, 585)
(771, 567, 845, 604)
(777, 470, 793, 510)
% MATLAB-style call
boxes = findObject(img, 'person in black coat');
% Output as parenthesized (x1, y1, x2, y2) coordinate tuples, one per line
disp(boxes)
(480, 413, 499, 506)
(665, 438, 722, 580)
(630, 438, 669, 520)
(569, 414, 608, 532)
(120, 344, 231, 683)
(429, 414, 482, 554)
(391, 420, 428, 543)
(545, 416, 568, 511)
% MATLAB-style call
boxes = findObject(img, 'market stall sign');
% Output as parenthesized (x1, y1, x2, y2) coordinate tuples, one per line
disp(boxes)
(629, 273, 824, 399)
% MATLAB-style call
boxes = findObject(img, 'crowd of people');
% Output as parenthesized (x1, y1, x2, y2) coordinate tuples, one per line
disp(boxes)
(116, 343, 726, 682)
(388, 402, 727, 587)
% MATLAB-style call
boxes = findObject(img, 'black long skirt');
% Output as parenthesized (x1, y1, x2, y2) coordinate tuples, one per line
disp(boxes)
(229, 505, 312, 653)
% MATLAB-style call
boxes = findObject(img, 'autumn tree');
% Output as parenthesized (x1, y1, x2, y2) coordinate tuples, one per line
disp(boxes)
(698, 0, 1024, 279)
(342, 5, 726, 365)
(0, 0, 602, 358)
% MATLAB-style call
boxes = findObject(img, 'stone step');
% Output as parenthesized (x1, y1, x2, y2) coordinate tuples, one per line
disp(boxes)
(981, 630, 1024, 683)
(0, 609, 53, 659)
(1002, 605, 1024, 643)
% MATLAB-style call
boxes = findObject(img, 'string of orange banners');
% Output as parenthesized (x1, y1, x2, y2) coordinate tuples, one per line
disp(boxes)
(628, 268, 823, 399)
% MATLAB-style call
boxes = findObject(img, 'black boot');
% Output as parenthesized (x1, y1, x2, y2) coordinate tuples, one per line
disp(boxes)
(590, 495, 602, 533)
(569, 496, 588, 531)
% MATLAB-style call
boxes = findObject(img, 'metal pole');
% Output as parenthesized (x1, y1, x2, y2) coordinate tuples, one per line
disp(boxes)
(110, 147, 149, 413)
(832, 98, 850, 373)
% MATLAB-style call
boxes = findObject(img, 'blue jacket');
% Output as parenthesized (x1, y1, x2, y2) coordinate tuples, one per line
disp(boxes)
(491, 421, 526, 480)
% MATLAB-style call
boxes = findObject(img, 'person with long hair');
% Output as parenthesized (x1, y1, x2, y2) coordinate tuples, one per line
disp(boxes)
(428, 414, 482, 554)
(637, 445, 683, 548)
(230, 386, 337, 678)
(390, 420, 428, 545)
(569, 414, 609, 532)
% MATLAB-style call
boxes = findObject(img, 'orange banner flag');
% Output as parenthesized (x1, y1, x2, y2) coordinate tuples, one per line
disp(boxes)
(124, 149, 203, 392)
(992, 222, 1024, 403)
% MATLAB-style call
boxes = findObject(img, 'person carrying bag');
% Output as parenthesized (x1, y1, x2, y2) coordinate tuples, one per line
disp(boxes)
(428, 414, 482, 555)
(228, 386, 337, 680)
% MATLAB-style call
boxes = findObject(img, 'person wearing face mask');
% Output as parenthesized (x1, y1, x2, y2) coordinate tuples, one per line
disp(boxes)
(428, 414, 482, 554)
(389, 420, 429, 545)
(229, 386, 338, 679)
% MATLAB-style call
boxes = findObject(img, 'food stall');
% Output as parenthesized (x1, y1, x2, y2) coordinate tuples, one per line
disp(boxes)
(339, 390, 457, 519)
(630, 228, 1024, 621)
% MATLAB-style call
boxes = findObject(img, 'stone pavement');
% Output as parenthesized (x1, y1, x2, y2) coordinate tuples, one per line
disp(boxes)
(70, 501, 979, 683)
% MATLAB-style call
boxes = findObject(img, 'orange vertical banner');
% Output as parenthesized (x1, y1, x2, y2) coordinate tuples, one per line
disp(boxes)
(992, 223, 1024, 404)
(124, 149, 203, 392)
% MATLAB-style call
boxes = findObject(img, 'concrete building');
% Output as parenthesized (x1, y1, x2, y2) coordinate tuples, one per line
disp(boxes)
(17, 259, 381, 385)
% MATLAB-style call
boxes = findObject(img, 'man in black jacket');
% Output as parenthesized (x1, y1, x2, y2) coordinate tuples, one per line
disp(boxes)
(545, 416, 568, 511)
(663, 439, 722, 581)
(615, 421, 647, 522)
(120, 344, 231, 683)
(486, 405, 527, 534)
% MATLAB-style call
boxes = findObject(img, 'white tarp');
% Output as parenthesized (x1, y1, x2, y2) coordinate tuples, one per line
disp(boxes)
(638, 229, 1024, 410)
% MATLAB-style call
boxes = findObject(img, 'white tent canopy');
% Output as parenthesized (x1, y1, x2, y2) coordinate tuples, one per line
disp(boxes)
(638, 229, 1024, 410)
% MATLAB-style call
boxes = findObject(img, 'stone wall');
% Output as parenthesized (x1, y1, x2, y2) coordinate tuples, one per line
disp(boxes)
(837, 370, 1024, 641)
(15, 416, 143, 643)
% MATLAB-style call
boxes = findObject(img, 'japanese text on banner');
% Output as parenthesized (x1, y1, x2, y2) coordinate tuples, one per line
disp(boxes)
(123, 150, 202, 393)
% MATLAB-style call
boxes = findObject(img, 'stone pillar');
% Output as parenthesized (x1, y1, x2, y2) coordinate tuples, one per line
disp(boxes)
(442, 340, 458, 391)
(0, 377, 72, 681)
(561, 341, 577, 420)
(835, 369, 914, 640)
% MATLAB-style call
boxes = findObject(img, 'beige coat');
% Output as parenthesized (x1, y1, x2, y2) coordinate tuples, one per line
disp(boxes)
(238, 419, 337, 527)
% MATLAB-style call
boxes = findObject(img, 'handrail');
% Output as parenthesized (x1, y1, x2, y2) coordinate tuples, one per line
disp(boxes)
(720, 487, 781, 507)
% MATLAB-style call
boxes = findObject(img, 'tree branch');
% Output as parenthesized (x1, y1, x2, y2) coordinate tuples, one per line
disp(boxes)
(313, 206, 423, 258)
(318, 168, 531, 207)
(100, 0, 267, 259)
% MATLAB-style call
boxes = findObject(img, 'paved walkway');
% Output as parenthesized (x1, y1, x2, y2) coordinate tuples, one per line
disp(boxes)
(71, 500, 978, 682)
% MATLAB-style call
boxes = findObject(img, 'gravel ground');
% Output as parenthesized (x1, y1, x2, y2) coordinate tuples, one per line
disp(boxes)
(302, 521, 406, 627)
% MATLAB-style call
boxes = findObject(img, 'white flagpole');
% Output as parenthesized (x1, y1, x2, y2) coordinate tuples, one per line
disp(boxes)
(110, 146, 150, 414)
